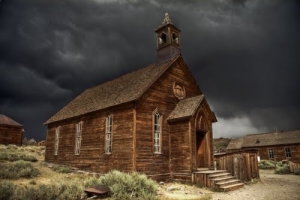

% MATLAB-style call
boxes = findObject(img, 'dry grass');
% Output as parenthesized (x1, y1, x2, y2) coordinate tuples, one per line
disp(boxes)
(0, 145, 213, 200)
(0, 145, 89, 187)
(157, 182, 212, 200)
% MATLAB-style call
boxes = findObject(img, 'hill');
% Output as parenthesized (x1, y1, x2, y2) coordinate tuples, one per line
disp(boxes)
(213, 138, 231, 152)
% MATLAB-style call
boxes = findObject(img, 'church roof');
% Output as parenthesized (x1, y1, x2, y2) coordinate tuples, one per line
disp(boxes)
(0, 115, 23, 127)
(45, 57, 179, 124)
(167, 95, 204, 122)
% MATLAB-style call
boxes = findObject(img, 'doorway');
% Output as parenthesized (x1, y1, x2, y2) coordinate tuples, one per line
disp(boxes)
(196, 131, 207, 168)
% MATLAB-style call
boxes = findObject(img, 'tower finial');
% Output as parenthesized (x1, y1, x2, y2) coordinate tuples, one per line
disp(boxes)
(162, 13, 172, 25)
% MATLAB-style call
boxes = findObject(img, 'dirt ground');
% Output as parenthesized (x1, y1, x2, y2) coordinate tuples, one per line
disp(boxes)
(211, 169, 300, 200)
(158, 170, 300, 200)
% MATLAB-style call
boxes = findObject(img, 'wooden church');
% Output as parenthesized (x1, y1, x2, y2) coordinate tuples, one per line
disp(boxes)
(45, 13, 217, 181)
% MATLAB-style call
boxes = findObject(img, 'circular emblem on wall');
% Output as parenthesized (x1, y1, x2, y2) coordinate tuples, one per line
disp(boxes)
(173, 82, 186, 100)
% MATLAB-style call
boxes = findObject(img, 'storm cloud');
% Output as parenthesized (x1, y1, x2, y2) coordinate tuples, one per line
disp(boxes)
(0, 0, 299, 140)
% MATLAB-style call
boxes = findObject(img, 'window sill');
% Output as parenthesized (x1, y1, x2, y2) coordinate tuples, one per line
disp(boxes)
(154, 152, 163, 155)
(105, 153, 112, 155)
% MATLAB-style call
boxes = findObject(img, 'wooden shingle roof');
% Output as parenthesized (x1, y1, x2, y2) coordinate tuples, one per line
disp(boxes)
(45, 57, 178, 124)
(0, 115, 23, 127)
(167, 95, 204, 121)
(226, 138, 244, 150)
(226, 129, 300, 150)
(242, 129, 300, 147)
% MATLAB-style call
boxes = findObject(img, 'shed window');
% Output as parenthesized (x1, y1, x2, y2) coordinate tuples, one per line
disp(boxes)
(54, 126, 60, 155)
(105, 115, 112, 154)
(75, 122, 82, 155)
(285, 147, 291, 158)
(268, 148, 274, 159)
(153, 112, 162, 153)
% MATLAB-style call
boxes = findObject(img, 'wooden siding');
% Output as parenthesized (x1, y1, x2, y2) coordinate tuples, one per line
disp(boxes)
(214, 150, 259, 182)
(0, 125, 23, 145)
(190, 105, 214, 171)
(135, 60, 202, 180)
(45, 58, 215, 182)
(249, 144, 300, 163)
(169, 121, 191, 181)
(45, 104, 134, 173)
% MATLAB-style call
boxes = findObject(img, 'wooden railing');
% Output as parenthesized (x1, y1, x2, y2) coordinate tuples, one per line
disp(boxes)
(214, 149, 259, 182)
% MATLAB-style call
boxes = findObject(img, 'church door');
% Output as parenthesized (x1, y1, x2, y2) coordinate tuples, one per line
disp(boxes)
(196, 130, 207, 168)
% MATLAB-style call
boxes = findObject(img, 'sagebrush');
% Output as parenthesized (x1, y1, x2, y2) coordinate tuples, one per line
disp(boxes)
(0, 151, 37, 162)
(85, 170, 158, 200)
(52, 165, 72, 173)
(275, 161, 290, 174)
(294, 166, 300, 175)
(258, 160, 275, 169)
(0, 160, 40, 179)
(0, 182, 84, 200)
(0, 182, 15, 200)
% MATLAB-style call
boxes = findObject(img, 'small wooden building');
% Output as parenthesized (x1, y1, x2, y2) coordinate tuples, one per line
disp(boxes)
(0, 114, 24, 145)
(226, 129, 300, 163)
(45, 13, 217, 181)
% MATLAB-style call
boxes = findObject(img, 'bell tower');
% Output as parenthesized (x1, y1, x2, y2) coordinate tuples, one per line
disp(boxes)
(155, 13, 181, 64)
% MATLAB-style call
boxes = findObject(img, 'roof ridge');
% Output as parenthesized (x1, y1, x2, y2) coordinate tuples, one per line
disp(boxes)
(246, 129, 300, 136)
(45, 56, 179, 124)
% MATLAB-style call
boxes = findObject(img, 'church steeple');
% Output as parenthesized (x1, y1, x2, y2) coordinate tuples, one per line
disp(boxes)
(155, 13, 181, 64)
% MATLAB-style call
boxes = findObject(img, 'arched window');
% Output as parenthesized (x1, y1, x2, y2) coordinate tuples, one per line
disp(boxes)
(154, 112, 162, 153)
(54, 126, 60, 155)
(75, 121, 82, 155)
(105, 115, 112, 154)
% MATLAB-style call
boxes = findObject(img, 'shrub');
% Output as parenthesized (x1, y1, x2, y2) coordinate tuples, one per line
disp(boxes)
(85, 170, 158, 200)
(52, 165, 72, 173)
(0, 151, 37, 162)
(0, 182, 15, 200)
(0, 160, 40, 179)
(29, 180, 37, 185)
(258, 160, 276, 169)
(11, 183, 83, 200)
(275, 161, 290, 174)
(293, 166, 300, 175)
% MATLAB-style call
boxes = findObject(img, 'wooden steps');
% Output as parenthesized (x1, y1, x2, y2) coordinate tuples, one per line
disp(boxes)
(193, 169, 244, 192)
(220, 183, 244, 192)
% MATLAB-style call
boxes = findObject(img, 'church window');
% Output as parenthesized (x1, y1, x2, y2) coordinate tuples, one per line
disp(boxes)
(153, 112, 162, 153)
(105, 115, 113, 154)
(75, 121, 82, 155)
(54, 126, 60, 155)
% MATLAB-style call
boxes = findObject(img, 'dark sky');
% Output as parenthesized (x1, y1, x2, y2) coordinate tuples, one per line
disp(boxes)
(0, 0, 299, 140)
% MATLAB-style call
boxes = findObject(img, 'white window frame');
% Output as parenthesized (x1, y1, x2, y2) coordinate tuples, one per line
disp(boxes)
(285, 147, 291, 158)
(75, 121, 82, 155)
(105, 115, 112, 154)
(268, 148, 274, 159)
(54, 126, 60, 155)
(153, 112, 162, 154)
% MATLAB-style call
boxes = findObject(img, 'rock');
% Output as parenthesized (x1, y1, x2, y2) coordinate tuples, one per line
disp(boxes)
(167, 187, 175, 191)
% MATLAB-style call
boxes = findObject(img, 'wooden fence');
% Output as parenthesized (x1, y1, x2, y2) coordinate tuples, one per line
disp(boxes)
(214, 149, 259, 182)
(289, 161, 300, 173)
